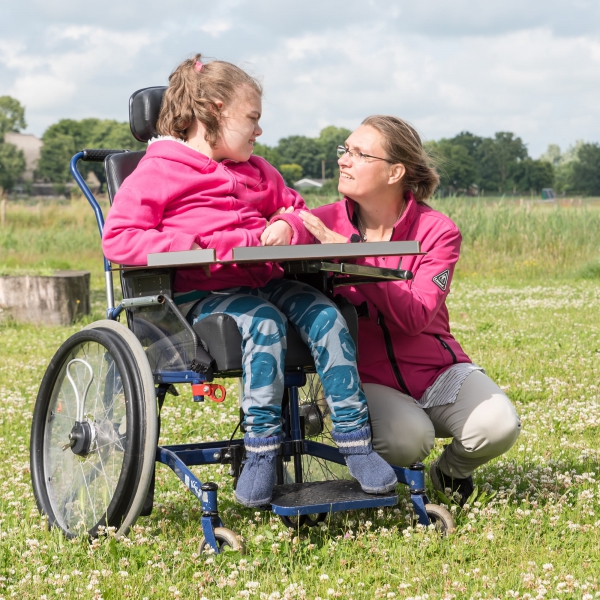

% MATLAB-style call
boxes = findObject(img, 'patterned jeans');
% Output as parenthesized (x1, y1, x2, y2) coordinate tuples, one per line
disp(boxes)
(190, 279, 369, 437)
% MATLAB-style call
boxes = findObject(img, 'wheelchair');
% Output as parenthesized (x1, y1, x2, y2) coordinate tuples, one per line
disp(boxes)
(29, 86, 455, 553)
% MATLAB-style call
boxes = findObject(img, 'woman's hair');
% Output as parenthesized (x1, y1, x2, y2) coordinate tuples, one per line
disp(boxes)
(361, 115, 440, 202)
(157, 53, 262, 146)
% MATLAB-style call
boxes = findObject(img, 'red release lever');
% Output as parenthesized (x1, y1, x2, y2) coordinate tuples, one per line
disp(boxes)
(191, 383, 227, 403)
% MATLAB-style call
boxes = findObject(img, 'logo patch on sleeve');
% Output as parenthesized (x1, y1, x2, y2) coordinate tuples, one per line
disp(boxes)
(432, 269, 450, 291)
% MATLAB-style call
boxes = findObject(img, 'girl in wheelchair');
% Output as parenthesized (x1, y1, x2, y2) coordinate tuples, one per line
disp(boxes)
(102, 54, 397, 508)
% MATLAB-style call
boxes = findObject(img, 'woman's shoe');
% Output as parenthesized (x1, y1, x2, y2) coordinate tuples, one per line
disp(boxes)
(235, 434, 282, 508)
(429, 460, 474, 507)
(332, 424, 398, 494)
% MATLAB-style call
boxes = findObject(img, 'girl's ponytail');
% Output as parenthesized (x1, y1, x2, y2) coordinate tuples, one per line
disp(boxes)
(157, 53, 262, 146)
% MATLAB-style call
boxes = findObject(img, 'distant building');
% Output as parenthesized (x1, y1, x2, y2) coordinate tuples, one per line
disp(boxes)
(3, 131, 42, 181)
(294, 178, 325, 190)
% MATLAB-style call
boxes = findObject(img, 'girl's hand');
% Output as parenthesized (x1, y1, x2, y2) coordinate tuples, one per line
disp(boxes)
(261, 220, 293, 246)
(299, 211, 347, 244)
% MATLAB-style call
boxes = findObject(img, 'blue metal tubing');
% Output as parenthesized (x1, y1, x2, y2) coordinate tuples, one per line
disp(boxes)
(288, 387, 303, 442)
(156, 446, 209, 501)
(158, 439, 243, 467)
(69, 152, 110, 272)
(154, 371, 208, 385)
(394, 465, 425, 491)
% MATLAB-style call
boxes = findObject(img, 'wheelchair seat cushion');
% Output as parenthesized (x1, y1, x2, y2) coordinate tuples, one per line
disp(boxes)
(193, 313, 314, 372)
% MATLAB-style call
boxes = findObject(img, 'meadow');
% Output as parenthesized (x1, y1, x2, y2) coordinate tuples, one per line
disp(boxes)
(1, 196, 600, 599)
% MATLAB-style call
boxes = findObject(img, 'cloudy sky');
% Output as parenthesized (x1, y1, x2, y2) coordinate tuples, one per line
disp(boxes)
(1, 1, 599, 157)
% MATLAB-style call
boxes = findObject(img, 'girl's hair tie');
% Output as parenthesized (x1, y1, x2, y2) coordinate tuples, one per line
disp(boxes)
(194, 61, 203, 72)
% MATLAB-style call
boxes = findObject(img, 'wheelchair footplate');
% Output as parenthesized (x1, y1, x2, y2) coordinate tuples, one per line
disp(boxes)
(270, 480, 398, 517)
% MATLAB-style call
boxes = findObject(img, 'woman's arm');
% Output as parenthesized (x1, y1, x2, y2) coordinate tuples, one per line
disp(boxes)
(299, 209, 461, 335)
(355, 227, 462, 336)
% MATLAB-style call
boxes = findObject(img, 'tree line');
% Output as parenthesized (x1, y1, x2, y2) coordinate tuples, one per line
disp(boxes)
(1, 95, 599, 197)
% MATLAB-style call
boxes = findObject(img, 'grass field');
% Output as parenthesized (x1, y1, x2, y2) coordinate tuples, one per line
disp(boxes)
(1, 197, 600, 599)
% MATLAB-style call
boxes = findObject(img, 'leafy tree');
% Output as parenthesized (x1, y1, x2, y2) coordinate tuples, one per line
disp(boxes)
(0, 96, 26, 137)
(0, 142, 26, 194)
(0, 96, 27, 194)
(37, 118, 145, 184)
(316, 126, 352, 178)
(571, 143, 600, 196)
(513, 158, 554, 194)
(276, 135, 322, 179)
(540, 141, 585, 193)
(36, 133, 77, 183)
(252, 143, 282, 169)
(427, 139, 477, 193)
(279, 164, 303, 187)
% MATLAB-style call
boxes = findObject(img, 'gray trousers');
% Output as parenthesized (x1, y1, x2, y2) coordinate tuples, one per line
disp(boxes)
(364, 370, 521, 479)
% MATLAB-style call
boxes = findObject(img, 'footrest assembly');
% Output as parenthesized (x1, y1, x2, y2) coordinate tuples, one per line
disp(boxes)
(270, 480, 398, 516)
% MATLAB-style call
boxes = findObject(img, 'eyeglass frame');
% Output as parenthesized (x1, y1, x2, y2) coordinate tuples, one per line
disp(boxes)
(336, 145, 394, 164)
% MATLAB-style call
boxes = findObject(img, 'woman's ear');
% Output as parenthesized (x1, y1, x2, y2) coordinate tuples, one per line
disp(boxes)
(388, 163, 406, 186)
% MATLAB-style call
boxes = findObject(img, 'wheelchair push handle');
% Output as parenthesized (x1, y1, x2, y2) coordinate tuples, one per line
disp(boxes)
(81, 148, 129, 162)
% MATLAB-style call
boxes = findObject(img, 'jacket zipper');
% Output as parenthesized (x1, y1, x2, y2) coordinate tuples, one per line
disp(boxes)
(377, 311, 409, 395)
(435, 334, 457, 364)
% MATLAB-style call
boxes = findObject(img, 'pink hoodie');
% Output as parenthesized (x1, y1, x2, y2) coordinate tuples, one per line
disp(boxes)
(102, 138, 312, 292)
(313, 193, 471, 400)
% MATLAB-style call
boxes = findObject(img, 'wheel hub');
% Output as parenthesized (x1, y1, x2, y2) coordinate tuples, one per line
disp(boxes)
(68, 420, 96, 457)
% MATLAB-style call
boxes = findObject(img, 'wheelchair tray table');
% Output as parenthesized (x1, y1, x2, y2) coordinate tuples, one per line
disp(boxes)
(144, 240, 422, 269)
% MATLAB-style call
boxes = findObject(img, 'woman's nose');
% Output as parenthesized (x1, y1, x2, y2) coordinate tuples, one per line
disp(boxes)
(255, 124, 263, 137)
(338, 153, 351, 168)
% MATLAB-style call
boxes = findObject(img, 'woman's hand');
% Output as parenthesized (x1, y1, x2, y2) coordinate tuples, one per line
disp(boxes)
(267, 205, 294, 222)
(299, 211, 348, 244)
(261, 220, 293, 246)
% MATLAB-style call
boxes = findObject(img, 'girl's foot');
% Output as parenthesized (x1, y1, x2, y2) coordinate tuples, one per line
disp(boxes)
(332, 425, 398, 494)
(235, 434, 282, 508)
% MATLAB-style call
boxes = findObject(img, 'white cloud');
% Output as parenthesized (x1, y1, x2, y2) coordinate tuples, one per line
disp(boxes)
(0, 0, 599, 156)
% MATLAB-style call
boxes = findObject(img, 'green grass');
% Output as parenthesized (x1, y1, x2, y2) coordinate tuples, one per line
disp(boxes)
(1, 199, 600, 598)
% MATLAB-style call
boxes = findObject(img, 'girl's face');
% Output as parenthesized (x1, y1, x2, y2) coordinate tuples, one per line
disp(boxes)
(337, 125, 396, 202)
(214, 87, 263, 162)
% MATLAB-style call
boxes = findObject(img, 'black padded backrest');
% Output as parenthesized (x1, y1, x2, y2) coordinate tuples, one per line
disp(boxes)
(105, 151, 146, 204)
(129, 86, 167, 142)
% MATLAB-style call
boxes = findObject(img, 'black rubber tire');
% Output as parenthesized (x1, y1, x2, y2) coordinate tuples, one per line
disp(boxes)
(199, 527, 244, 554)
(424, 503, 455, 535)
(30, 327, 154, 538)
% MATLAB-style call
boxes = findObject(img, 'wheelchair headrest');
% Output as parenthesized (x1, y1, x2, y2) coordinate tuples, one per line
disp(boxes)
(129, 86, 167, 142)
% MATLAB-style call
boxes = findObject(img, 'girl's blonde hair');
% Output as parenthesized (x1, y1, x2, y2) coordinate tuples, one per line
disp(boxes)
(362, 115, 440, 202)
(157, 53, 262, 146)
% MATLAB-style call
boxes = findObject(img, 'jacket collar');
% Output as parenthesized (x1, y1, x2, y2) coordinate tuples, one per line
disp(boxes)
(344, 191, 418, 240)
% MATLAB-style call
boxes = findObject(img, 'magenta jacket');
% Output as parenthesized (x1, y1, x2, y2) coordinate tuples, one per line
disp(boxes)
(313, 193, 471, 400)
(102, 138, 312, 293)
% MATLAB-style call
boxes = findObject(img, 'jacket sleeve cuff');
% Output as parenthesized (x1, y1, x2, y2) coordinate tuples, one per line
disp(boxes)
(271, 213, 314, 245)
(169, 232, 198, 252)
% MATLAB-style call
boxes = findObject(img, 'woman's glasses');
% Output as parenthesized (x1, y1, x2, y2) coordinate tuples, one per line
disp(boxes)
(336, 145, 393, 164)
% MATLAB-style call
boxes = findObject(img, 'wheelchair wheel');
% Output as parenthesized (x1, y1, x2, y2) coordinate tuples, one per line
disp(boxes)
(424, 503, 455, 535)
(289, 373, 351, 484)
(279, 374, 347, 528)
(30, 321, 157, 538)
(199, 527, 244, 554)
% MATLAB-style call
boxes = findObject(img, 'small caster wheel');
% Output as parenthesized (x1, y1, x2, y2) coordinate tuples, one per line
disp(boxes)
(280, 514, 307, 528)
(199, 527, 244, 554)
(280, 512, 328, 528)
(425, 503, 455, 535)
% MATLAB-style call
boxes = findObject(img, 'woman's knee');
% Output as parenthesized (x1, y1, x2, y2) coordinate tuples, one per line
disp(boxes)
(463, 392, 521, 457)
(364, 383, 435, 466)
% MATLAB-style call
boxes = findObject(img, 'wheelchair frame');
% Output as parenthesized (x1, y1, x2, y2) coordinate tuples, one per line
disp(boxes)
(29, 147, 452, 554)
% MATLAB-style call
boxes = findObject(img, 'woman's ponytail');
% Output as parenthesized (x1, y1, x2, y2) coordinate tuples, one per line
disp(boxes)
(361, 115, 439, 202)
